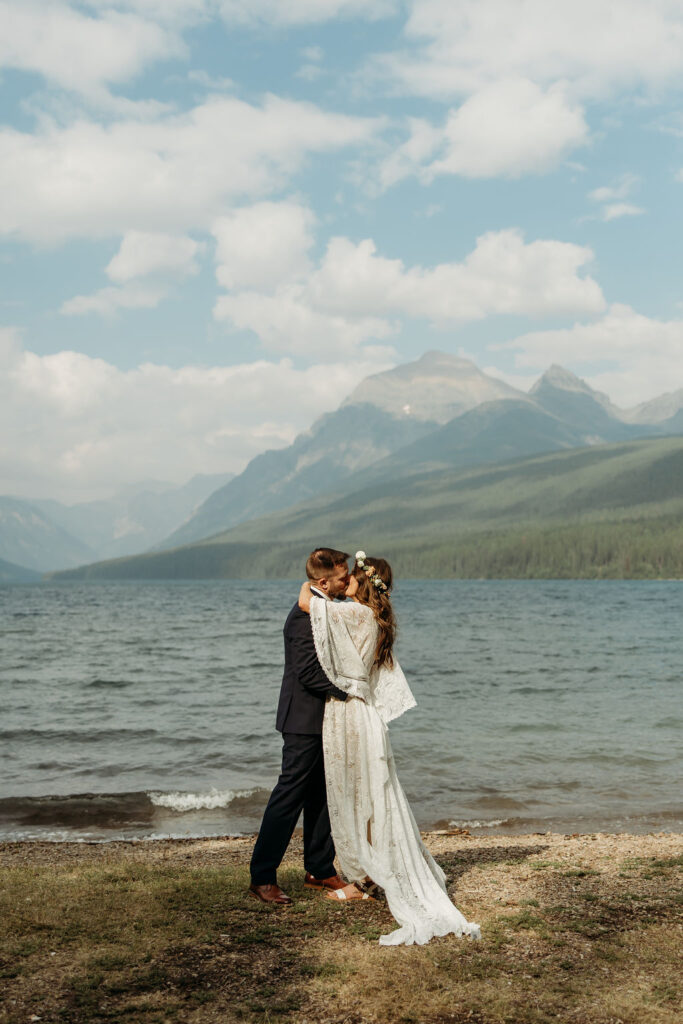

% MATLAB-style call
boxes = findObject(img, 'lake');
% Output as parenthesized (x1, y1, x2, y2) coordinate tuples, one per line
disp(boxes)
(1, 579, 681, 841)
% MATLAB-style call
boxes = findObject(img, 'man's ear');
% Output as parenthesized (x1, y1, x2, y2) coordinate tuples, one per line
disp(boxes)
(317, 577, 329, 592)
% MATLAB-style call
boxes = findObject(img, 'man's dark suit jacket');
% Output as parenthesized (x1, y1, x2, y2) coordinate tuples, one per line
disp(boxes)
(275, 593, 347, 734)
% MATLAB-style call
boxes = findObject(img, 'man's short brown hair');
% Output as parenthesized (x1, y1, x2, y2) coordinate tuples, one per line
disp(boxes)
(306, 547, 350, 581)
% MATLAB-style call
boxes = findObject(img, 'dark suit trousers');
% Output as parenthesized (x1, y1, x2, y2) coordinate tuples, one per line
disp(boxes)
(250, 732, 336, 885)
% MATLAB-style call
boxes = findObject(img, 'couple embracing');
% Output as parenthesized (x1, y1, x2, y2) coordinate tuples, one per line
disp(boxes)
(249, 547, 481, 946)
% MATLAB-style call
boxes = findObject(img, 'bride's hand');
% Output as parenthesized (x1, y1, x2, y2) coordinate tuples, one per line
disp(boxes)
(298, 581, 312, 613)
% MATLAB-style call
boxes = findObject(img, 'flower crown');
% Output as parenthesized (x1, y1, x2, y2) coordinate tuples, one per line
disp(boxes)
(355, 551, 388, 592)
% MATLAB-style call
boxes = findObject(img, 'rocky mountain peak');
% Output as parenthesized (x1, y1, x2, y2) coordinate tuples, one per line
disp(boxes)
(531, 364, 593, 395)
(623, 388, 683, 425)
(530, 364, 618, 414)
(341, 350, 524, 424)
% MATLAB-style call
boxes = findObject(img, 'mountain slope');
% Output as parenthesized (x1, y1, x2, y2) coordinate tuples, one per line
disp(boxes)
(51, 437, 683, 580)
(0, 556, 41, 582)
(281, 370, 660, 498)
(529, 365, 643, 442)
(158, 404, 437, 549)
(31, 473, 233, 561)
(157, 351, 529, 550)
(624, 388, 683, 424)
(346, 399, 590, 485)
(656, 407, 683, 435)
(210, 436, 683, 548)
(0, 498, 96, 572)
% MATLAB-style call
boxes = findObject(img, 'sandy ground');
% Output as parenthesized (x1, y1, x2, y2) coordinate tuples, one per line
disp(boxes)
(2, 826, 681, 872)
(2, 828, 682, 1024)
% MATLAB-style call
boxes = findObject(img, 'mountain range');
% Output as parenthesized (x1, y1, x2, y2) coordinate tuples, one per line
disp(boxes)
(157, 353, 674, 552)
(51, 436, 683, 581)
(0, 555, 41, 583)
(43, 351, 683, 582)
(0, 473, 233, 575)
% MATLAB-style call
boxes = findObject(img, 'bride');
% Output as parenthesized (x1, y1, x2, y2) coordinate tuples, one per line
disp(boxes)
(298, 551, 481, 947)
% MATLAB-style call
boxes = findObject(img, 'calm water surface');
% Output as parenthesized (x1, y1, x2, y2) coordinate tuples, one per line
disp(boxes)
(1, 580, 681, 840)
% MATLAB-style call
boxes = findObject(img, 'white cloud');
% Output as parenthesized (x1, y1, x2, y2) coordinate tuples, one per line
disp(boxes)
(378, 117, 442, 189)
(307, 229, 605, 322)
(212, 202, 315, 291)
(0, 1, 183, 97)
(496, 303, 683, 407)
(424, 79, 588, 180)
(296, 63, 325, 82)
(601, 202, 645, 222)
(587, 174, 645, 221)
(106, 231, 203, 281)
(214, 287, 397, 356)
(217, 0, 398, 26)
(295, 39, 327, 77)
(383, 0, 683, 101)
(186, 69, 235, 91)
(61, 231, 203, 318)
(377, 81, 588, 187)
(212, 205, 605, 356)
(84, 1, 209, 17)
(0, 331, 394, 502)
(588, 173, 640, 203)
(0, 95, 379, 244)
(366, 0, 683, 181)
(301, 46, 324, 62)
(60, 283, 167, 317)
(0, 0, 397, 105)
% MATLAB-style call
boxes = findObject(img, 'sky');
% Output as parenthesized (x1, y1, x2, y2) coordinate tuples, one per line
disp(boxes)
(2, 0, 683, 503)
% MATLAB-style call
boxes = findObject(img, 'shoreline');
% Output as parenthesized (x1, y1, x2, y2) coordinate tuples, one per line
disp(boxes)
(3, 815, 683, 845)
(3, 790, 682, 846)
(2, 826, 681, 860)
(3, 800, 683, 845)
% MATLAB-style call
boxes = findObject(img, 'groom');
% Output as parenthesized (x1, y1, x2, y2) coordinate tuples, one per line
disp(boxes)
(249, 548, 351, 905)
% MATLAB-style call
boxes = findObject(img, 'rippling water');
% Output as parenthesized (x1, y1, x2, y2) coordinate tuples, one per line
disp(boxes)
(1, 580, 681, 841)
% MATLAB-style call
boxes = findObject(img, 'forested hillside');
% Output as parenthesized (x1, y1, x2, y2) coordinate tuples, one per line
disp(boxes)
(51, 437, 683, 581)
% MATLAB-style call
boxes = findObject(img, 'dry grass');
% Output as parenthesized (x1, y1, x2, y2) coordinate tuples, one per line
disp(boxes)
(0, 831, 681, 1024)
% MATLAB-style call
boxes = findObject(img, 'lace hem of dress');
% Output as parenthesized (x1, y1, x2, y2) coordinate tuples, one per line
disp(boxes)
(379, 919, 482, 946)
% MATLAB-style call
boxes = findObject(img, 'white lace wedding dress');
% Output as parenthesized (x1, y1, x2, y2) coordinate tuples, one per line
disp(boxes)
(310, 597, 481, 946)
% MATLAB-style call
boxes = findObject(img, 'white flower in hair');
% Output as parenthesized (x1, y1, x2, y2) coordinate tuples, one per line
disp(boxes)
(355, 550, 366, 561)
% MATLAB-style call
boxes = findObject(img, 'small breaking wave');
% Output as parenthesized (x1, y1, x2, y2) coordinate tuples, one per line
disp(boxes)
(448, 818, 507, 830)
(147, 788, 260, 813)
(0, 787, 269, 836)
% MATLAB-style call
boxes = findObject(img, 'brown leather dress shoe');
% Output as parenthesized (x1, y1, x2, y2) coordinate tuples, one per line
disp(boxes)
(303, 871, 347, 891)
(248, 883, 293, 905)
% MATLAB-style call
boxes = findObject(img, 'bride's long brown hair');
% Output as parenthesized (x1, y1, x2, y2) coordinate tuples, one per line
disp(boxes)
(352, 556, 396, 669)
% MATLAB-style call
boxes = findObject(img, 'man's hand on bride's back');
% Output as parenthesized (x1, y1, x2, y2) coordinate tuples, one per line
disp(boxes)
(298, 581, 312, 613)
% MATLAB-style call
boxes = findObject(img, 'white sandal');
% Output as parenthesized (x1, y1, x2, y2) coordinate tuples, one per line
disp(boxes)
(324, 883, 375, 902)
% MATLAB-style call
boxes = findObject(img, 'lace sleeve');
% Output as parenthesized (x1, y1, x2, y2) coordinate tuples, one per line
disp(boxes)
(329, 604, 418, 722)
(310, 600, 417, 721)
(309, 599, 374, 701)
(372, 657, 417, 724)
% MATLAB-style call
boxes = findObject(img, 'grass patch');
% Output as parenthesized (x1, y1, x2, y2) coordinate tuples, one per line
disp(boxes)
(1, 834, 681, 1024)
